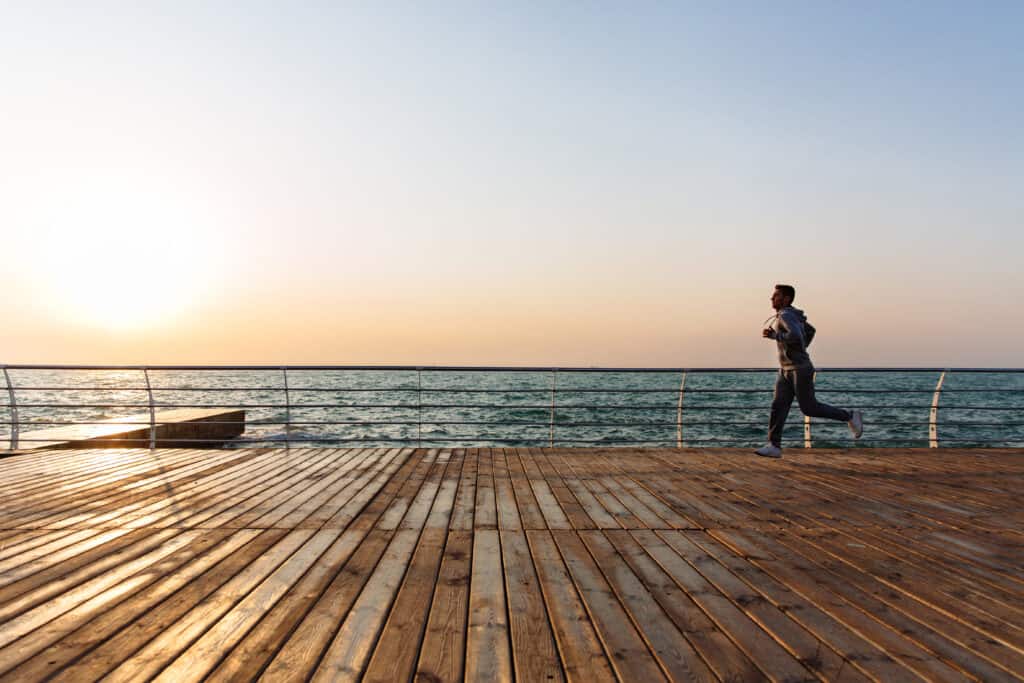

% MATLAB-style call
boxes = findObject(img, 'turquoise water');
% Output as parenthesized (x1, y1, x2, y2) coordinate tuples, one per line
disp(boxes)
(3, 368, 1023, 449)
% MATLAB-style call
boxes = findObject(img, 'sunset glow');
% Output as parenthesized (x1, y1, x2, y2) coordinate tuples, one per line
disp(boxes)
(23, 175, 222, 331)
(1, 3, 1021, 366)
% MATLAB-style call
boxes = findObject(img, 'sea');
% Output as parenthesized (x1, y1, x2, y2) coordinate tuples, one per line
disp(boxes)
(3, 368, 1023, 449)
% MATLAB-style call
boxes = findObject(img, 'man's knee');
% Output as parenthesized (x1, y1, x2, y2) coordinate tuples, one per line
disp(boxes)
(796, 398, 822, 416)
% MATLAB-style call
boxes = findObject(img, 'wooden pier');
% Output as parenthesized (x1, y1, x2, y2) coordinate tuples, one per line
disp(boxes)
(0, 447, 1021, 681)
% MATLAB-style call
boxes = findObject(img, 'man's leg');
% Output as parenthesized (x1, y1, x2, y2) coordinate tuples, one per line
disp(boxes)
(793, 367, 851, 422)
(768, 370, 795, 447)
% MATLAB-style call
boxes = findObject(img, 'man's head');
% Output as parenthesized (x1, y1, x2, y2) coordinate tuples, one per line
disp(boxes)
(772, 284, 795, 310)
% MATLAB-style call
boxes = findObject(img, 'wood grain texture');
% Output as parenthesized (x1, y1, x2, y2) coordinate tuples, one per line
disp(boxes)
(0, 446, 1020, 682)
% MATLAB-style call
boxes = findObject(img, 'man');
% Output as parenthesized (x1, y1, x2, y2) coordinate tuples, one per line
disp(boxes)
(755, 284, 863, 458)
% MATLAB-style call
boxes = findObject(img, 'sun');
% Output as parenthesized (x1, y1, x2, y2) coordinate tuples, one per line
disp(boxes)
(35, 176, 222, 331)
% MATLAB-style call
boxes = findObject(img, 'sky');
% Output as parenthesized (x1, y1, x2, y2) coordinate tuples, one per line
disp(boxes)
(1, 2, 1022, 367)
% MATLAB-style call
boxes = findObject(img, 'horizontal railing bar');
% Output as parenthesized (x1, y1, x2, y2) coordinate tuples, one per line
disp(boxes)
(4, 365, 1020, 451)
(13, 419, 1024, 429)
(5, 364, 1024, 372)
(10, 385, 1024, 395)
(5, 402, 1021, 411)
(14, 437, 1017, 445)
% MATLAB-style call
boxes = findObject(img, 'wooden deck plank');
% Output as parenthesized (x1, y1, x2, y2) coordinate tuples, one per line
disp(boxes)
(0, 528, 245, 680)
(526, 530, 617, 683)
(309, 529, 423, 682)
(250, 448, 379, 528)
(532, 449, 597, 530)
(83, 449, 300, 527)
(46, 528, 287, 682)
(0, 446, 1021, 683)
(0, 529, 105, 570)
(500, 530, 564, 683)
(0, 530, 80, 563)
(770, 529, 1024, 679)
(175, 448, 357, 529)
(415, 530, 472, 683)
(667, 530, 890, 683)
(363, 455, 459, 681)
(603, 529, 769, 683)
(378, 450, 440, 531)
(708, 529, 968, 683)
(257, 452, 427, 680)
(289, 449, 443, 681)
(203, 527, 370, 682)
(634, 529, 819, 682)
(474, 448, 498, 530)
(551, 529, 669, 682)
(558, 454, 645, 529)
(0, 529, 206, 651)
(102, 528, 317, 683)
(425, 448, 465, 531)
(152, 528, 344, 682)
(0, 448, 196, 500)
(595, 451, 702, 529)
(545, 452, 619, 529)
(492, 448, 522, 531)
(578, 530, 717, 682)
(449, 448, 478, 531)
(200, 452, 419, 680)
(302, 448, 408, 529)
(464, 529, 513, 682)
(362, 528, 448, 682)
(800, 527, 1024, 645)
(0, 529, 139, 595)
(517, 448, 569, 529)
(215, 450, 364, 529)
(5, 448, 235, 511)
(0, 529, 182, 625)
(507, 448, 549, 529)
(3, 449, 224, 528)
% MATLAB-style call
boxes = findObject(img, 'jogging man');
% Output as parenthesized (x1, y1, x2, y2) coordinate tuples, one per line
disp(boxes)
(755, 284, 863, 458)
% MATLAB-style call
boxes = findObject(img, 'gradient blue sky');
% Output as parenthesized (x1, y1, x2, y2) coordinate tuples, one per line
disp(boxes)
(2, 2, 1021, 365)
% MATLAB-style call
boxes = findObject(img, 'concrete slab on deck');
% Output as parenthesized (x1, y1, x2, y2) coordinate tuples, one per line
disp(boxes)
(10, 407, 245, 450)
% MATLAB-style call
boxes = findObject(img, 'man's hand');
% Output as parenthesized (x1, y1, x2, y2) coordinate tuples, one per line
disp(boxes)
(762, 328, 776, 339)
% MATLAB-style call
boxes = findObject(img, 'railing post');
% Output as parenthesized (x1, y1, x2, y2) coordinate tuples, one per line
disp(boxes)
(143, 369, 156, 449)
(549, 370, 557, 448)
(282, 367, 291, 451)
(676, 370, 687, 448)
(929, 370, 947, 448)
(3, 367, 18, 451)
(417, 368, 422, 449)
(804, 371, 816, 448)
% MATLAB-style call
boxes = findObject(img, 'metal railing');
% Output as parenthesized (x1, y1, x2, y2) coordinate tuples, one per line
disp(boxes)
(2, 365, 1023, 450)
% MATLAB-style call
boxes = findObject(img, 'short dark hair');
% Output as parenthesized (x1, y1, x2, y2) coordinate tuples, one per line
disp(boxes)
(775, 284, 796, 301)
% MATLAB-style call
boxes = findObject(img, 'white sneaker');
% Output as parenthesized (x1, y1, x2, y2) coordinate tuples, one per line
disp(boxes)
(754, 444, 782, 458)
(848, 410, 864, 439)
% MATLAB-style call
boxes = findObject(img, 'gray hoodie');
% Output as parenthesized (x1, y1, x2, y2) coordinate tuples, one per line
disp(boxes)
(771, 306, 815, 370)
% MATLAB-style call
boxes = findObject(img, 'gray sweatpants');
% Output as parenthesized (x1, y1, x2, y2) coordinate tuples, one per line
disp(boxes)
(769, 367, 850, 446)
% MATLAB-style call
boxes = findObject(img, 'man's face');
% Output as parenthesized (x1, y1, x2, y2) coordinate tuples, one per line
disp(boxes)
(771, 289, 790, 310)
